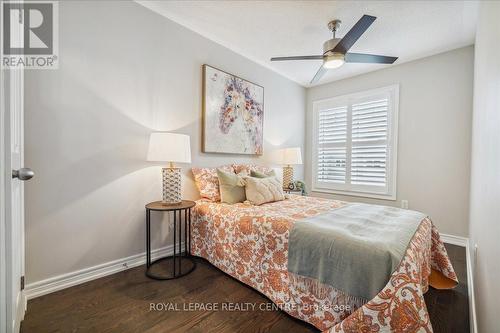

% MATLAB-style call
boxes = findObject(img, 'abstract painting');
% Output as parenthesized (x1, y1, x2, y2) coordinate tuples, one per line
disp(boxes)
(202, 65, 264, 155)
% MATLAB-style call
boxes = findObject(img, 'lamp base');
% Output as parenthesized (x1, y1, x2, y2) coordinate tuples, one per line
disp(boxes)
(162, 167, 182, 205)
(283, 165, 294, 189)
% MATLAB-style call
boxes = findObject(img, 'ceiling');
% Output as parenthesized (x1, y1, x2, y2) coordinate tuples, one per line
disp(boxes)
(137, 1, 478, 87)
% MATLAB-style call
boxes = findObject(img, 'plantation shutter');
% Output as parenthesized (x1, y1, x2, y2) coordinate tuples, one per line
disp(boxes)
(317, 106, 348, 184)
(351, 98, 388, 187)
(313, 85, 398, 199)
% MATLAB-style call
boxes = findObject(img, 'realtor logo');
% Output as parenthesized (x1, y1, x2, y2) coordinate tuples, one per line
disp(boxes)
(2, 1, 59, 69)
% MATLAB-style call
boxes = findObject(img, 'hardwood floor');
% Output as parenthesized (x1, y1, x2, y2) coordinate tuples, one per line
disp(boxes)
(424, 244, 469, 332)
(21, 244, 468, 333)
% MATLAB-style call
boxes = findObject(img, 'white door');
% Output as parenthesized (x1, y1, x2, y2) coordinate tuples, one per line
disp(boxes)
(1, 48, 30, 333)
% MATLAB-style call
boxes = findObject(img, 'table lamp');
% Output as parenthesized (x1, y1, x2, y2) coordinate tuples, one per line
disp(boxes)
(280, 147, 302, 189)
(147, 132, 191, 205)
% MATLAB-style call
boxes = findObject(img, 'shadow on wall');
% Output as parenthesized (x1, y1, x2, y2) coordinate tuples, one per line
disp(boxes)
(25, 70, 197, 273)
(25, 71, 204, 221)
(26, 74, 291, 223)
(27, 83, 148, 219)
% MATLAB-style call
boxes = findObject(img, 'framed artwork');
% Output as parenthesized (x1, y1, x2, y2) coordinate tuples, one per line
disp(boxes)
(202, 64, 264, 155)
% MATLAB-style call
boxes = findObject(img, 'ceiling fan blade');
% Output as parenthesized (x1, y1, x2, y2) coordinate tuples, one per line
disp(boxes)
(270, 55, 323, 61)
(310, 64, 327, 84)
(345, 53, 398, 64)
(332, 15, 376, 54)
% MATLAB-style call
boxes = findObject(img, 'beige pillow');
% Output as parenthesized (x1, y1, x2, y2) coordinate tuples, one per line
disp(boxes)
(217, 169, 246, 204)
(250, 169, 276, 178)
(244, 177, 284, 205)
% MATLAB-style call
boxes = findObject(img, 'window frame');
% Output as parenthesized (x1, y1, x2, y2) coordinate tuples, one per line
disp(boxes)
(311, 84, 399, 200)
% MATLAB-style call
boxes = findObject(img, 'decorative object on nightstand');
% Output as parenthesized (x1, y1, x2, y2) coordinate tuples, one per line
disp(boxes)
(145, 200, 196, 280)
(147, 132, 191, 205)
(284, 181, 307, 196)
(279, 147, 302, 189)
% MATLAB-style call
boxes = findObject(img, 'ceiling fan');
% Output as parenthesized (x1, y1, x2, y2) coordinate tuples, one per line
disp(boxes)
(270, 15, 398, 84)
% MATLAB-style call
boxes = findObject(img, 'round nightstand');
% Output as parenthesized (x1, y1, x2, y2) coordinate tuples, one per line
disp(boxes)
(145, 200, 196, 280)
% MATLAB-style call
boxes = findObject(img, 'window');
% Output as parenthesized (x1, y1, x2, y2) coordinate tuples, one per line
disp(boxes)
(312, 85, 399, 199)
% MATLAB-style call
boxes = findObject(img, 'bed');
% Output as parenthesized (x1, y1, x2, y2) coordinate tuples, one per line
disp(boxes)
(190, 194, 457, 332)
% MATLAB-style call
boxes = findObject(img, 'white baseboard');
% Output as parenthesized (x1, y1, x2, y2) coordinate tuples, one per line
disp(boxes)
(24, 243, 182, 300)
(440, 233, 468, 247)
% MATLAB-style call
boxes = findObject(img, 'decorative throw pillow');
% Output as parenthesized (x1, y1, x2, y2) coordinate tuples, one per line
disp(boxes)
(232, 164, 273, 175)
(250, 169, 277, 178)
(244, 177, 285, 205)
(191, 165, 233, 201)
(217, 169, 246, 204)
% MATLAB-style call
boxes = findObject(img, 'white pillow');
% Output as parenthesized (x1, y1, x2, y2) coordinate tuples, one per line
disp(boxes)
(244, 176, 285, 205)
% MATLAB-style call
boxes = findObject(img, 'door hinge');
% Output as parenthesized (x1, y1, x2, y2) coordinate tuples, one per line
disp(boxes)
(21, 276, 25, 290)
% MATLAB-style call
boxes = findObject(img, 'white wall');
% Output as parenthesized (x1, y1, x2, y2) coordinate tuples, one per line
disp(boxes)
(469, 2, 500, 332)
(24, 1, 305, 284)
(306, 47, 473, 237)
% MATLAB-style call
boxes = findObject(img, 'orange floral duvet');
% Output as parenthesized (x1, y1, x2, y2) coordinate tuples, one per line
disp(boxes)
(191, 195, 457, 332)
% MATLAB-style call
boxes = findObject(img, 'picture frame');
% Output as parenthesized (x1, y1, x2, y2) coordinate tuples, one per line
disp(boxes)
(202, 64, 264, 155)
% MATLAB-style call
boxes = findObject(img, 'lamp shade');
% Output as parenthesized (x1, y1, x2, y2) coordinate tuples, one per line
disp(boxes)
(281, 147, 302, 165)
(147, 132, 191, 163)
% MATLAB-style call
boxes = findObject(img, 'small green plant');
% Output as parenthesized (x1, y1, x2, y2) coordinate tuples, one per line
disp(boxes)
(294, 180, 307, 195)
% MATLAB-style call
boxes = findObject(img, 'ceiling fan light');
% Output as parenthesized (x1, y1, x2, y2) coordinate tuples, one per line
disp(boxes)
(323, 53, 345, 69)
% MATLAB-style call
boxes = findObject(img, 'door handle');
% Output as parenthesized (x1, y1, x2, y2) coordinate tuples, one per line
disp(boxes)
(12, 168, 34, 181)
